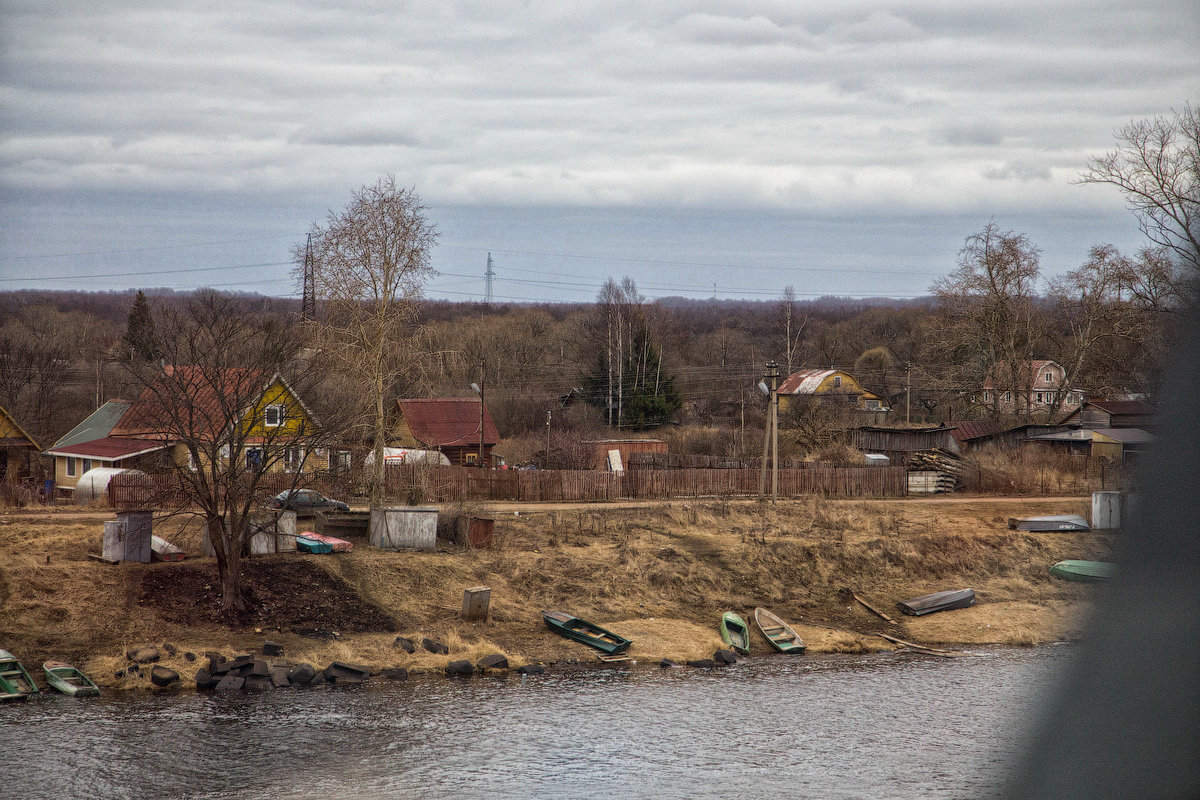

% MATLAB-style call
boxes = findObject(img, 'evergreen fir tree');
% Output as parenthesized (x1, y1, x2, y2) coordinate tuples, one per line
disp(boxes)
(122, 290, 161, 361)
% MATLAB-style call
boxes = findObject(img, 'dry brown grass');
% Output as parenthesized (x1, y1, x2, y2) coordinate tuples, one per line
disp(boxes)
(0, 495, 1106, 686)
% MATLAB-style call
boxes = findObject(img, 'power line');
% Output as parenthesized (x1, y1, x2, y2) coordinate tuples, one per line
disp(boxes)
(0, 260, 293, 284)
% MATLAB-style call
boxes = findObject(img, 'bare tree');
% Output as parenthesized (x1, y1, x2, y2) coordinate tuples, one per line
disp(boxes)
(777, 285, 807, 374)
(295, 177, 437, 503)
(118, 291, 340, 611)
(931, 222, 1045, 420)
(1079, 105, 1200, 275)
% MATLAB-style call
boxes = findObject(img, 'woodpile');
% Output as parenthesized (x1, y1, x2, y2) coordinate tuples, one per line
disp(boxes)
(906, 448, 966, 494)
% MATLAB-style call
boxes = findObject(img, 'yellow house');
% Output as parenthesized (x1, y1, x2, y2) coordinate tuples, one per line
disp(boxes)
(99, 369, 335, 477)
(1, 404, 41, 484)
(777, 369, 886, 413)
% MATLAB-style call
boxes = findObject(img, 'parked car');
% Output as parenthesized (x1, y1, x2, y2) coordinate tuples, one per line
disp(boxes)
(267, 489, 350, 515)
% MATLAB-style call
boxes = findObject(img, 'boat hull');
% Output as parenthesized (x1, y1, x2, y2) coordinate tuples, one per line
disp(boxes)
(542, 611, 632, 654)
(720, 612, 751, 654)
(0, 649, 40, 699)
(1049, 560, 1115, 582)
(897, 589, 976, 616)
(296, 536, 334, 554)
(1009, 515, 1091, 532)
(43, 661, 101, 697)
(753, 607, 806, 654)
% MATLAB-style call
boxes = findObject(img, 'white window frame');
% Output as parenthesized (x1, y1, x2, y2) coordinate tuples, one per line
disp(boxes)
(66, 457, 77, 477)
(833, 375, 842, 388)
(264, 404, 285, 428)
(284, 446, 304, 473)
(1003, 391, 1012, 403)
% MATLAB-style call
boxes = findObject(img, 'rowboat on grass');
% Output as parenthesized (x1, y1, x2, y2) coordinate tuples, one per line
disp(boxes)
(1008, 515, 1091, 532)
(0, 649, 39, 701)
(542, 611, 632, 654)
(897, 588, 976, 616)
(43, 661, 101, 697)
(753, 607, 806, 654)
(296, 536, 334, 554)
(298, 532, 353, 552)
(719, 611, 751, 655)
(1049, 560, 1116, 582)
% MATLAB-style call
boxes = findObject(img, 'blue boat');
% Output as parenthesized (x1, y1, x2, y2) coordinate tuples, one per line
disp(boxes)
(297, 536, 333, 554)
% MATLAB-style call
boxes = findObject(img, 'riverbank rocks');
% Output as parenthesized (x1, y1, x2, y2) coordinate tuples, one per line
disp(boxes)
(262, 641, 284, 657)
(393, 636, 417, 653)
(163, 643, 177, 656)
(288, 664, 316, 686)
(477, 654, 509, 672)
(215, 674, 245, 692)
(686, 659, 716, 669)
(382, 668, 409, 681)
(244, 675, 272, 692)
(445, 660, 473, 677)
(194, 668, 220, 690)
(659, 659, 681, 668)
(270, 667, 291, 689)
(323, 661, 369, 685)
(126, 646, 161, 664)
(516, 664, 545, 676)
(422, 638, 449, 655)
(714, 650, 738, 666)
(184, 652, 196, 662)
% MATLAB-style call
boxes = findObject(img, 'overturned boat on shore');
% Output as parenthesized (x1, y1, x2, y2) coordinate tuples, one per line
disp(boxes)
(897, 589, 976, 616)
(1008, 515, 1091, 532)
(1049, 560, 1116, 582)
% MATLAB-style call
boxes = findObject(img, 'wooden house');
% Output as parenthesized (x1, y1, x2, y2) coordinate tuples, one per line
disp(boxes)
(1060, 400, 1153, 430)
(981, 360, 1084, 416)
(111, 368, 330, 474)
(777, 369, 886, 412)
(43, 400, 169, 492)
(0, 404, 40, 485)
(392, 398, 500, 467)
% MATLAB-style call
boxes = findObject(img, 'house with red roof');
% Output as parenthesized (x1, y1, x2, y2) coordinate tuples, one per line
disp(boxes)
(777, 368, 886, 413)
(43, 400, 170, 491)
(981, 360, 1084, 417)
(392, 398, 500, 467)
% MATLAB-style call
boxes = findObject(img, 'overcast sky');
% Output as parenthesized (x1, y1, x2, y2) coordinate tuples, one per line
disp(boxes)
(1, 1, 1197, 302)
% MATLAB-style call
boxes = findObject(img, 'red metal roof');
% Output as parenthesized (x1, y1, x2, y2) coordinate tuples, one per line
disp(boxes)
(396, 398, 500, 447)
(947, 420, 1008, 443)
(1087, 400, 1152, 416)
(44, 437, 167, 460)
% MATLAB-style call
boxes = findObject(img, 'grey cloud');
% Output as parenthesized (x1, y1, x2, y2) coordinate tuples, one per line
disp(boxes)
(983, 162, 1053, 181)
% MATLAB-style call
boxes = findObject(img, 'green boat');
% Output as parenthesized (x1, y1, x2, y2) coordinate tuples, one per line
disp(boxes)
(43, 660, 101, 697)
(1050, 560, 1116, 582)
(542, 610, 632, 654)
(720, 611, 751, 655)
(753, 607, 806, 654)
(0, 649, 39, 701)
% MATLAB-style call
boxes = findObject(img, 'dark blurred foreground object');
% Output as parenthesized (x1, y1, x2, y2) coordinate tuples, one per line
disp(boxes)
(1003, 298, 1200, 798)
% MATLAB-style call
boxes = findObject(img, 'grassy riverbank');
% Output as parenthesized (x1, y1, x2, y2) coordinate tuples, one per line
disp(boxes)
(0, 497, 1109, 689)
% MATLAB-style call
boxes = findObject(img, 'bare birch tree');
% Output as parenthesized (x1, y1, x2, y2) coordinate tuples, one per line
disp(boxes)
(295, 177, 437, 504)
(777, 285, 807, 374)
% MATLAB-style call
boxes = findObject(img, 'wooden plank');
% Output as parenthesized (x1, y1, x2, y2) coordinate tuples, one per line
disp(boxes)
(876, 633, 965, 657)
(88, 553, 120, 565)
(854, 593, 899, 625)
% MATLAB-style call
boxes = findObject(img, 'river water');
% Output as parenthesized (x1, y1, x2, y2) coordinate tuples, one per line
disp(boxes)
(1, 646, 1068, 799)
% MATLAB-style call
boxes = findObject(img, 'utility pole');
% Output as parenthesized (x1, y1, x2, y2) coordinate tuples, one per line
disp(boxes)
(758, 360, 780, 501)
(301, 233, 316, 322)
(485, 252, 495, 303)
(478, 359, 486, 467)
(906, 361, 912, 424)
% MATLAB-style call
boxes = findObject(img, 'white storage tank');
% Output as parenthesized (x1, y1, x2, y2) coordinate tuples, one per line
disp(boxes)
(369, 506, 438, 551)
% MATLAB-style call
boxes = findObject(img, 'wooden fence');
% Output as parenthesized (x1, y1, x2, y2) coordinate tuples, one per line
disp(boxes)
(109, 464, 907, 508)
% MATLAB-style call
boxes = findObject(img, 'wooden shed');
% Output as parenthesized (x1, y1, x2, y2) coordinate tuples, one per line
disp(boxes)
(585, 439, 668, 471)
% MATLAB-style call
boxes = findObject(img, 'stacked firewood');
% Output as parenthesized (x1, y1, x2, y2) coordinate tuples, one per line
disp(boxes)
(906, 448, 965, 493)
